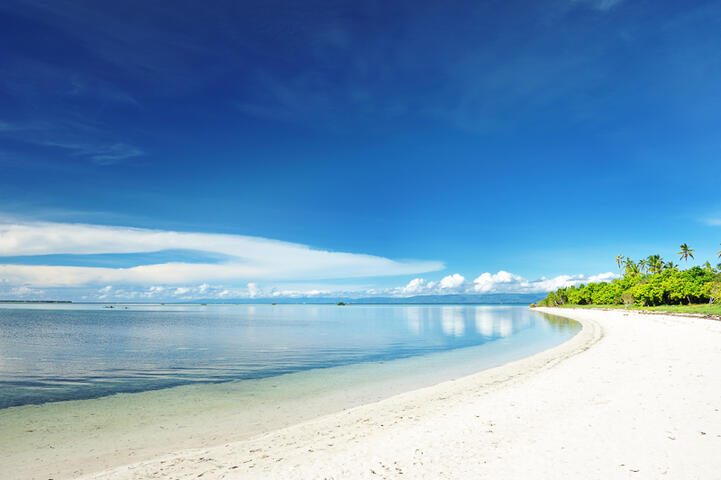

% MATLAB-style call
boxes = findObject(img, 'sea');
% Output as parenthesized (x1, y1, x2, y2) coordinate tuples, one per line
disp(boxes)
(0, 303, 578, 410)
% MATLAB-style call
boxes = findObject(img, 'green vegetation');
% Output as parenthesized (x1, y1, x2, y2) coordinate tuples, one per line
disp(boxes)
(535, 244, 721, 315)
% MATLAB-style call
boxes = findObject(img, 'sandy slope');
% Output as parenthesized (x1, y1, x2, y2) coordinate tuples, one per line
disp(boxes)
(76, 307, 721, 479)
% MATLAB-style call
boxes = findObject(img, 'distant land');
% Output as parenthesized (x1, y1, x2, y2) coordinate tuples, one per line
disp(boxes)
(0, 300, 73, 304)
(189, 293, 545, 305)
(0, 294, 545, 305)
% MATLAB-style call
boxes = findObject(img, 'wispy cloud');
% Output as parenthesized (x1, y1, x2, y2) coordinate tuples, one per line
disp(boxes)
(42, 141, 145, 165)
(1, 56, 140, 106)
(0, 221, 444, 287)
(0, 119, 144, 166)
(572, 0, 625, 11)
(0, 221, 614, 300)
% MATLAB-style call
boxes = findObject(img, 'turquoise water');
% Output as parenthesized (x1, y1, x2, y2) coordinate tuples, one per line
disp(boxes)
(0, 304, 578, 409)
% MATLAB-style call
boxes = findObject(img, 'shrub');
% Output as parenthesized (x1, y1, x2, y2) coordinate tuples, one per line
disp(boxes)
(540, 262, 717, 308)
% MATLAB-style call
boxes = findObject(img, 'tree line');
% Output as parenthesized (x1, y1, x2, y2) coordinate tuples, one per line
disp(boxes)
(536, 244, 721, 307)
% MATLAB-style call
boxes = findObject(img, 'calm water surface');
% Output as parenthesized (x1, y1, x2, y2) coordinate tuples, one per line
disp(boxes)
(0, 304, 578, 409)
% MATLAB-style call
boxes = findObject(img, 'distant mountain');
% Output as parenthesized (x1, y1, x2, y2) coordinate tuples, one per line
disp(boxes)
(190, 293, 545, 305)
(347, 293, 544, 305)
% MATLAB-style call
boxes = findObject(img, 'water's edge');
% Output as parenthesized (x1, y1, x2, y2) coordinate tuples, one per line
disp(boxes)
(0, 308, 579, 480)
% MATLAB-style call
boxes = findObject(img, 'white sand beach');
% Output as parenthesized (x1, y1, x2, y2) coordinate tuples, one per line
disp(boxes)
(4, 307, 718, 480)
(67, 307, 720, 479)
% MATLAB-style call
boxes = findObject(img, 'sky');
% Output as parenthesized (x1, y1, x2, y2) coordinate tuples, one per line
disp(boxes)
(1, 0, 721, 301)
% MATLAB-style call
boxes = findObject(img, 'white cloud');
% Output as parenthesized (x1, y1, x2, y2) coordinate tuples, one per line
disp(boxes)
(247, 283, 260, 298)
(389, 270, 618, 297)
(473, 270, 521, 292)
(97, 284, 113, 299)
(0, 221, 620, 302)
(0, 221, 443, 287)
(529, 272, 617, 292)
(0, 270, 620, 302)
(401, 278, 428, 295)
(9, 286, 44, 297)
(65, 282, 350, 301)
(269, 288, 332, 298)
(439, 273, 465, 290)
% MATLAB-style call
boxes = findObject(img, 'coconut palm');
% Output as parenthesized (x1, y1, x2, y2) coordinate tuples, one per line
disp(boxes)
(704, 261, 714, 273)
(665, 261, 678, 270)
(677, 243, 695, 264)
(717, 243, 721, 258)
(647, 254, 663, 274)
(616, 254, 625, 273)
(624, 258, 639, 276)
(623, 257, 633, 271)
(627, 262, 640, 276)
(638, 259, 648, 273)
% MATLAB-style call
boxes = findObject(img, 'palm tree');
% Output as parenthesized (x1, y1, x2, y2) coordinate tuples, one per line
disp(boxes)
(638, 259, 648, 273)
(665, 261, 678, 270)
(627, 262, 640, 276)
(647, 254, 663, 274)
(717, 243, 721, 258)
(616, 254, 625, 273)
(677, 243, 695, 264)
(704, 261, 714, 273)
(624, 258, 639, 276)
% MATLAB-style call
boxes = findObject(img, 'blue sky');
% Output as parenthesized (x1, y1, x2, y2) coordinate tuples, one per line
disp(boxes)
(1, 0, 720, 300)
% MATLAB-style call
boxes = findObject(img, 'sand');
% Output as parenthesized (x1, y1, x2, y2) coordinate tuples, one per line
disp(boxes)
(26, 308, 721, 478)
(0, 310, 575, 480)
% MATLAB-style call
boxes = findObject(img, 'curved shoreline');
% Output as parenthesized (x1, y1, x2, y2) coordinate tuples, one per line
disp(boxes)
(1, 309, 579, 480)
(79, 310, 601, 479)
(82, 307, 721, 479)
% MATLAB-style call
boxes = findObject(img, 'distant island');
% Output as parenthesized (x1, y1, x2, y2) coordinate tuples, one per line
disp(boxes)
(0, 300, 73, 304)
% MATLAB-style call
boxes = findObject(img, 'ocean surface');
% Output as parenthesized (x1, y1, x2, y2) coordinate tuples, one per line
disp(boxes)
(0, 303, 579, 410)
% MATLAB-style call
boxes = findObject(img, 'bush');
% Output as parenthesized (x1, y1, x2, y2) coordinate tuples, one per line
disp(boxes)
(541, 263, 717, 308)
(621, 292, 635, 306)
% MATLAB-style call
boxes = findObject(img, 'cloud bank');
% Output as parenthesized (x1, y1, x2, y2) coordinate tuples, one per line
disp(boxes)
(392, 271, 617, 297)
(0, 221, 617, 301)
(82, 270, 617, 302)
(0, 221, 443, 287)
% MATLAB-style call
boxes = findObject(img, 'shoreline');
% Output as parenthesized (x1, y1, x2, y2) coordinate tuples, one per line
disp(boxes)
(0, 308, 578, 480)
(77, 310, 601, 479)
(82, 307, 721, 479)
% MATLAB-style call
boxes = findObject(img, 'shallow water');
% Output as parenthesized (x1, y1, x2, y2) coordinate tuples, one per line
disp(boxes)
(0, 304, 580, 479)
(0, 304, 578, 409)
